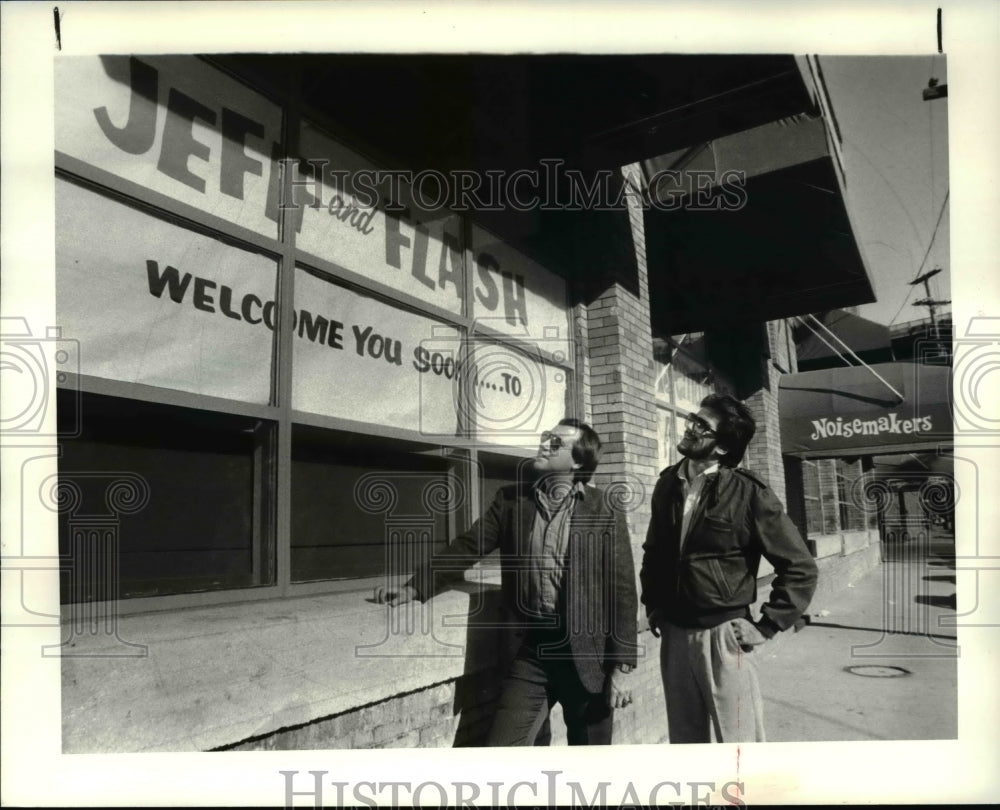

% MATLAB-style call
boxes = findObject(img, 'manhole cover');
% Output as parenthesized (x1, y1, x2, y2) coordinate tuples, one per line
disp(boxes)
(845, 665, 911, 678)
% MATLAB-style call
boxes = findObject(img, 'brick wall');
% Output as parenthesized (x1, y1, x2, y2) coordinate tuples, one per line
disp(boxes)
(229, 164, 673, 753)
(743, 320, 790, 498)
(572, 299, 593, 423)
(585, 164, 659, 548)
(221, 201, 868, 754)
(228, 646, 669, 750)
(227, 679, 492, 751)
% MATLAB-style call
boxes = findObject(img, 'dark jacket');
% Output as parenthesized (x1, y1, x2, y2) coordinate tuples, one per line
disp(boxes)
(640, 463, 818, 633)
(410, 481, 639, 693)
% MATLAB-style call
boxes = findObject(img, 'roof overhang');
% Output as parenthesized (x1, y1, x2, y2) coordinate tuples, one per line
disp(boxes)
(779, 362, 953, 459)
(643, 111, 874, 335)
(213, 53, 828, 288)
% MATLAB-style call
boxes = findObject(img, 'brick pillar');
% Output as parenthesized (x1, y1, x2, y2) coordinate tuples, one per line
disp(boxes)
(744, 319, 794, 502)
(572, 300, 592, 424)
(584, 164, 659, 550)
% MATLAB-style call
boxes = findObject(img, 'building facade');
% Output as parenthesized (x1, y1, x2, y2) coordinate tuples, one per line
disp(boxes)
(55, 53, 879, 751)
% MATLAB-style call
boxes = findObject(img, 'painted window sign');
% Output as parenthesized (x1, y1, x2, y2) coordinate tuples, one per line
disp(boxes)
(290, 271, 567, 443)
(55, 56, 573, 437)
(469, 225, 570, 344)
(294, 127, 570, 331)
(55, 173, 562, 438)
(55, 55, 570, 336)
(291, 268, 460, 435)
(294, 124, 466, 315)
(462, 339, 569, 448)
(55, 56, 283, 236)
(55, 178, 277, 403)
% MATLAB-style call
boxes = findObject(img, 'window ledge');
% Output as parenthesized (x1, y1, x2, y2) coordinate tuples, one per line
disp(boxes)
(61, 570, 504, 753)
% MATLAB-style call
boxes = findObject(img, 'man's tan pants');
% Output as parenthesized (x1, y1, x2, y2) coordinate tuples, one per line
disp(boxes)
(660, 619, 766, 743)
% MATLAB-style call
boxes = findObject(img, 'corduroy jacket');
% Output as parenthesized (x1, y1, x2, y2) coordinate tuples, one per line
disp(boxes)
(410, 481, 639, 693)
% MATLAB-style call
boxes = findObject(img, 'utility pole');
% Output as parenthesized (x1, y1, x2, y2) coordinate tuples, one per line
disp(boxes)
(914, 67, 949, 359)
(909, 267, 951, 361)
(922, 77, 947, 101)
(909, 267, 950, 330)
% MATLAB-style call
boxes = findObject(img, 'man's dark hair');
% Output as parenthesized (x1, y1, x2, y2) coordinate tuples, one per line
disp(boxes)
(559, 417, 602, 483)
(700, 394, 756, 467)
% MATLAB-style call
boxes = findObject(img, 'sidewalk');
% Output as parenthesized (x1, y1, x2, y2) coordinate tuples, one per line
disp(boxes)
(754, 526, 958, 742)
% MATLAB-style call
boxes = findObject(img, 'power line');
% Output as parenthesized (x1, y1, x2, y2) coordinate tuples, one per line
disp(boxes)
(910, 190, 950, 283)
(887, 189, 949, 327)
(888, 285, 916, 328)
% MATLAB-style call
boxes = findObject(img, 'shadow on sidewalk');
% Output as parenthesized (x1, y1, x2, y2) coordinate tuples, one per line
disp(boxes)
(806, 620, 956, 642)
(914, 593, 957, 610)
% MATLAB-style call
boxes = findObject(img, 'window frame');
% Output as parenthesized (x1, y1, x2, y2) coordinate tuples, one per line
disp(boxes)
(653, 332, 715, 470)
(54, 55, 577, 615)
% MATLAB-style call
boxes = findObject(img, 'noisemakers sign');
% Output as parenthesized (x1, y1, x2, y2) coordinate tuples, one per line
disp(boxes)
(779, 362, 953, 457)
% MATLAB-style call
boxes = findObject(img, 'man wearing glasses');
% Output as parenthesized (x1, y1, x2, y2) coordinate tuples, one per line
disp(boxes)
(640, 394, 817, 743)
(376, 418, 638, 746)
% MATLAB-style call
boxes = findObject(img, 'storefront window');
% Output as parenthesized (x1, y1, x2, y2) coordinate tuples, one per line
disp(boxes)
(800, 458, 874, 537)
(57, 391, 274, 602)
(802, 460, 824, 535)
(653, 332, 716, 469)
(474, 453, 532, 569)
(837, 459, 873, 531)
(290, 428, 458, 582)
(295, 122, 466, 316)
(291, 266, 461, 436)
(56, 177, 278, 405)
(54, 55, 576, 608)
(468, 225, 570, 343)
(56, 55, 283, 237)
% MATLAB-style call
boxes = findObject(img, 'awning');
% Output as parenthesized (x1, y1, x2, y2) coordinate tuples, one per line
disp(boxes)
(210, 53, 824, 288)
(794, 308, 893, 370)
(779, 362, 952, 458)
(643, 112, 875, 334)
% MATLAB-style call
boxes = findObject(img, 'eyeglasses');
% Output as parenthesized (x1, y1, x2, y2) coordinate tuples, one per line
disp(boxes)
(539, 431, 565, 451)
(683, 413, 717, 437)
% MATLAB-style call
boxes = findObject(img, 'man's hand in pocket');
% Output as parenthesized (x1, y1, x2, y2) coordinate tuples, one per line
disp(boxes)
(730, 618, 769, 653)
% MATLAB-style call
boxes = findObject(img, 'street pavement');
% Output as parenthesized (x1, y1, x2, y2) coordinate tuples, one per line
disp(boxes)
(754, 526, 958, 742)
